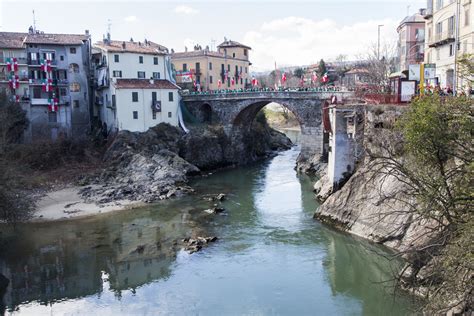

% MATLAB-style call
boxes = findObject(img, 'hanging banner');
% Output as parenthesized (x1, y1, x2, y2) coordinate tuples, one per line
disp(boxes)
(176, 71, 193, 83)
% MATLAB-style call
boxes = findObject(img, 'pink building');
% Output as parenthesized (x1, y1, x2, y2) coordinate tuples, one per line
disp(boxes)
(397, 11, 426, 72)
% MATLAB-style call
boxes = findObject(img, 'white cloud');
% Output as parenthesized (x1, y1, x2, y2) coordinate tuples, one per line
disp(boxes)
(124, 15, 137, 22)
(243, 16, 399, 71)
(174, 5, 199, 15)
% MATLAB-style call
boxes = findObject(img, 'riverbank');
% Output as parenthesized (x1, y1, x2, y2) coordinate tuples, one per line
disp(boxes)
(25, 122, 292, 223)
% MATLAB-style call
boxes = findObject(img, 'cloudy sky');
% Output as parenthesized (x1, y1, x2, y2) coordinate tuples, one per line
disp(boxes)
(0, 0, 424, 71)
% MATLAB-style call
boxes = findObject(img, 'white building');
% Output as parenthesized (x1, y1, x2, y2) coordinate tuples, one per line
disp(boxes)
(92, 37, 180, 133)
(424, 0, 473, 90)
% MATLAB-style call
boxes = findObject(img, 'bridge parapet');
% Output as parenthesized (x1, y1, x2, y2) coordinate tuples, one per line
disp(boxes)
(181, 90, 355, 102)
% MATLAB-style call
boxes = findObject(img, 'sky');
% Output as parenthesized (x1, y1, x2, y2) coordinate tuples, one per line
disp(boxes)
(0, 0, 425, 71)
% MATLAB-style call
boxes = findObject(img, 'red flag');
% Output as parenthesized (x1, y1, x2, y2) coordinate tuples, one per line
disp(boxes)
(231, 77, 235, 86)
(311, 71, 318, 84)
(281, 72, 287, 84)
(321, 72, 329, 83)
(48, 98, 59, 112)
(6, 58, 18, 72)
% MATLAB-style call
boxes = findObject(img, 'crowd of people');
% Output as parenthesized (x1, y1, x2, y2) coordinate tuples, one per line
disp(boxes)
(182, 86, 344, 96)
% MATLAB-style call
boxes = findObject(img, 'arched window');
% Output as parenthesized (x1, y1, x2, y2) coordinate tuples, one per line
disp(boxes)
(70, 82, 81, 92)
(69, 63, 79, 73)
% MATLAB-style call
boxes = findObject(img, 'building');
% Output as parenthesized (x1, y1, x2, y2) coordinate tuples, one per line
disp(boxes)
(0, 29, 92, 142)
(397, 11, 426, 72)
(92, 37, 180, 133)
(424, 0, 473, 90)
(171, 39, 251, 91)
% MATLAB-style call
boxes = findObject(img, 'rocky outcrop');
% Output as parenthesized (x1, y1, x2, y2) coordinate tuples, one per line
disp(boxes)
(82, 122, 292, 204)
(314, 164, 436, 252)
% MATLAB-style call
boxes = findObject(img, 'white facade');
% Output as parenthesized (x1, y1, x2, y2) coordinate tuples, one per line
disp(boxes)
(114, 86, 178, 132)
(424, 0, 473, 90)
(92, 39, 179, 134)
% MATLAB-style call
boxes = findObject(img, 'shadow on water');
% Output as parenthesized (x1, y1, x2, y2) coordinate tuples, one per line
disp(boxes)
(0, 131, 418, 315)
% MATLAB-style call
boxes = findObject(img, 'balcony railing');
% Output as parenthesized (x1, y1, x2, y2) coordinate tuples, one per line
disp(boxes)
(27, 58, 58, 66)
(0, 57, 28, 64)
(429, 31, 455, 47)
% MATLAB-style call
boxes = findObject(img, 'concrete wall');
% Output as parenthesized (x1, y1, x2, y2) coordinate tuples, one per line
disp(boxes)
(108, 52, 166, 80)
(115, 88, 179, 132)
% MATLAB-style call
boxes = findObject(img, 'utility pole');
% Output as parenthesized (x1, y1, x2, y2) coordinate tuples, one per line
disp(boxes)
(453, 0, 461, 95)
(377, 24, 384, 60)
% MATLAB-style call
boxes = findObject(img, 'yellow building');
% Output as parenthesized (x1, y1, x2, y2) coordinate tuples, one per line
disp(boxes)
(171, 40, 251, 91)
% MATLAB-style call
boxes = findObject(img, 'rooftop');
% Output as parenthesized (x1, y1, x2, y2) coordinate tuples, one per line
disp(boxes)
(94, 39, 168, 55)
(398, 13, 425, 31)
(217, 40, 251, 50)
(114, 79, 180, 90)
(0, 32, 27, 49)
(171, 49, 226, 59)
(24, 33, 89, 45)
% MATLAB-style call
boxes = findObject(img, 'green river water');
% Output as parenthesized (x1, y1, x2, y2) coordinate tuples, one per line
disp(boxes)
(0, 131, 417, 315)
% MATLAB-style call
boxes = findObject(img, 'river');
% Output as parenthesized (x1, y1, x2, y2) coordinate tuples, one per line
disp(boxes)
(0, 131, 416, 315)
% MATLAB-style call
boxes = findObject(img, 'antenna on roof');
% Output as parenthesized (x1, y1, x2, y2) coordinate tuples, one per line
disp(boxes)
(32, 10, 37, 33)
(106, 19, 111, 43)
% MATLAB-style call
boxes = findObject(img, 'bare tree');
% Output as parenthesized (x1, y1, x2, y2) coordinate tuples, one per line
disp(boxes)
(357, 42, 398, 92)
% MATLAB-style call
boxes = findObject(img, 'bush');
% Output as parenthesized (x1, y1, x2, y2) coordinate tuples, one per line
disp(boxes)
(0, 91, 28, 152)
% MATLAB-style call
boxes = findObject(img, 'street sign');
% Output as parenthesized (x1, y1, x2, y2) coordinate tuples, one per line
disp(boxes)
(409, 64, 421, 81)
(424, 64, 436, 79)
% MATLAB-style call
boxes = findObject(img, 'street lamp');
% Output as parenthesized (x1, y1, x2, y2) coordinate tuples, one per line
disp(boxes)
(378, 24, 384, 60)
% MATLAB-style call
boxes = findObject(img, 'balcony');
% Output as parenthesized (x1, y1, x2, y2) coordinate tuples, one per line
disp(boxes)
(423, 8, 433, 19)
(428, 31, 455, 47)
(27, 58, 58, 66)
(30, 98, 50, 105)
(0, 57, 28, 65)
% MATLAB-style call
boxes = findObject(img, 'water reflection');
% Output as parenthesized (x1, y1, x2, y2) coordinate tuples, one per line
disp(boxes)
(0, 143, 415, 315)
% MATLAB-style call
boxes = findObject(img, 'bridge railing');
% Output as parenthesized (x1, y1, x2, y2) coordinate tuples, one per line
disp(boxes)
(181, 86, 349, 97)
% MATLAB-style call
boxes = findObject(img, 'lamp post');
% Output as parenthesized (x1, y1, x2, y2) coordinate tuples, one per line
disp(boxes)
(453, 0, 461, 95)
(378, 24, 384, 60)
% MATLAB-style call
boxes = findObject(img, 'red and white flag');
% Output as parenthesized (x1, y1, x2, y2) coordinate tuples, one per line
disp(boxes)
(41, 59, 52, 72)
(311, 71, 318, 84)
(217, 79, 222, 88)
(321, 72, 329, 83)
(7, 58, 18, 72)
(252, 77, 259, 87)
(48, 98, 59, 112)
(231, 77, 235, 86)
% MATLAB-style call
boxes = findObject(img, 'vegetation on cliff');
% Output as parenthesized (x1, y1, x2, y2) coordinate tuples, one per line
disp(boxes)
(369, 95, 473, 313)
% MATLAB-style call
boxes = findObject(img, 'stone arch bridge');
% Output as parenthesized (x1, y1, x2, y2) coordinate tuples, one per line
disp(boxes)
(181, 90, 355, 163)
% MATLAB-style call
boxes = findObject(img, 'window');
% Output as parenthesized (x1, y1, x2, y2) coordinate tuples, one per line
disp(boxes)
(233, 53, 236, 58)
(114, 54, 119, 62)
(48, 112, 57, 123)
(152, 111, 157, 120)
(69, 63, 79, 73)
(209, 62, 212, 70)
(244, 49, 248, 56)
(152, 91, 157, 101)
(133, 111, 138, 119)
(465, 9, 470, 26)
(210, 75, 213, 84)
(448, 16, 455, 36)
(132, 92, 139, 102)
(138, 71, 146, 79)
(168, 112, 172, 118)
(168, 92, 174, 101)
(112, 70, 122, 78)
(227, 64, 231, 71)
(183, 63, 187, 71)
(196, 62, 200, 73)
(70, 47, 76, 54)
(449, 44, 454, 56)
(73, 100, 80, 108)
(139, 56, 143, 64)
(60, 88, 67, 96)
(30, 52, 37, 61)
(152, 72, 160, 79)
(60, 55, 64, 61)
(245, 67, 248, 73)
(153, 57, 158, 65)
(436, 0, 443, 10)
(436, 48, 440, 60)
(112, 94, 116, 108)
(70, 82, 80, 92)
(33, 87, 41, 98)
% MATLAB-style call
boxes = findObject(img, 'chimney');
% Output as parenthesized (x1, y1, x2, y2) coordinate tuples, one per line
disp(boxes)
(85, 29, 90, 36)
(106, 32, 111, 43)
(185, 46, 188, 52)
(122, 41, 126, 49)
